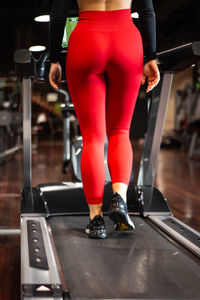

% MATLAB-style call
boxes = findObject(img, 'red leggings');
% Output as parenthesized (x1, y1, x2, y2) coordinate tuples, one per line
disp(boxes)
(66, 9, 143, 205)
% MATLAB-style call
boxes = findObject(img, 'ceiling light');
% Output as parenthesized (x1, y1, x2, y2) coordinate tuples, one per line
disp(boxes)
(29, 45, 46, 52)
(131, 12, 139, 19)
(34, 15, 50, 22)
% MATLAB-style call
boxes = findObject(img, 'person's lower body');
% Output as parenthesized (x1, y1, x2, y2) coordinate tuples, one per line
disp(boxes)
(66, 9, 143, 238)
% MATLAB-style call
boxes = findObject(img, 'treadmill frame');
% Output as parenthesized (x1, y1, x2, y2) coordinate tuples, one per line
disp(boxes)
(17, 42, 200, 299)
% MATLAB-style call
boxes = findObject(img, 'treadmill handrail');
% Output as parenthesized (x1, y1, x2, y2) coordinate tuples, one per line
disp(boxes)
(14, 41, 200, 80)
(157, 41, 200, 73)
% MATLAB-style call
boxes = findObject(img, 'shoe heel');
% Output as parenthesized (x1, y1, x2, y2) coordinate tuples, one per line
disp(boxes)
(108, 209, 135, 231)
(108, 209, 127, 224)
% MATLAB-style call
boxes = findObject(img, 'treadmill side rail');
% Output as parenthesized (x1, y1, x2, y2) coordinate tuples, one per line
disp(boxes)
(21, 216, 69, 299)
(27, 220, 49, 270)
(149, 215, 200, 258)
(22, 284, 63, 299)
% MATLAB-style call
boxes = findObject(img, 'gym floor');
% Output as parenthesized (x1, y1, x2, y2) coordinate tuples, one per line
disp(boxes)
(0, 138, 199, 299)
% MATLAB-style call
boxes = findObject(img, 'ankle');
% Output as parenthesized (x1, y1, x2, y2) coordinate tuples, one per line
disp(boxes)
(114, 191, 126, 202)
(90, 212, 103, 220)
(89, 204, 103, 220)
(112, 182, 127, 202)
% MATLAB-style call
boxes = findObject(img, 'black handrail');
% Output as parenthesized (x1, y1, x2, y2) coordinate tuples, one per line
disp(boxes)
(157, 41, 200, 73)
(14, 41, 200, 80)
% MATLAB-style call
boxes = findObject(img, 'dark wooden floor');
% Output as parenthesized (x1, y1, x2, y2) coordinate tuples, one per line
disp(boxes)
(0, 138, 199, 299)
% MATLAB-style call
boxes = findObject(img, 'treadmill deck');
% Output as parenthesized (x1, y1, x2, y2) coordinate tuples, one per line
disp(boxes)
(49, 216, 200, 299)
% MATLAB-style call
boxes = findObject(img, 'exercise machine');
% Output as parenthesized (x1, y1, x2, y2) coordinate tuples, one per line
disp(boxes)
(0, 109, 22, 163)
(0, 79, 22, 163)
(15, 42, 200, 299)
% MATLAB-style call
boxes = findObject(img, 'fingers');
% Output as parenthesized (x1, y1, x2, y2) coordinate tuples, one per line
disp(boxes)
(49, 73, 61, 90)
(49, 78, 59, 90)
(146, 71, 160, 93)
(49, 63, 62, 90)
(141, 74, 146, 85)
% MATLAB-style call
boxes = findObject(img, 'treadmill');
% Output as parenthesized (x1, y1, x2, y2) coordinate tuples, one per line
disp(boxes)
(14, 41, 200, 300)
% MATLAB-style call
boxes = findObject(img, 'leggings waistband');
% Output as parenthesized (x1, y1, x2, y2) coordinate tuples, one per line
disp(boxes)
(77, 9, 133, 31)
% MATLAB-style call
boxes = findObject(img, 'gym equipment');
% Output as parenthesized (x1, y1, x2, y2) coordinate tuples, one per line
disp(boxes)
(0, 109, 22, 163)
(57, 88, 79, 176)
(15, 42, 200, 300)
(0, 79, 22, 163)
(188, 120, 200, 159)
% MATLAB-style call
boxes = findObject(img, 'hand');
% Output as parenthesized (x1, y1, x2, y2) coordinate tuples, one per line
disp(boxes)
(141, 59, 160, 93)
(49, 62, 62, 90)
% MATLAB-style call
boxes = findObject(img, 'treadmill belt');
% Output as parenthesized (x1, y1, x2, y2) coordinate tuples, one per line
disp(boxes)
(49, 216, 200, 299)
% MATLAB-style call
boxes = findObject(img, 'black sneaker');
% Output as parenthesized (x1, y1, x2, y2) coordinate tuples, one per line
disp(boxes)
(85, 215, 107, 239)
(108, 192, 135, 231)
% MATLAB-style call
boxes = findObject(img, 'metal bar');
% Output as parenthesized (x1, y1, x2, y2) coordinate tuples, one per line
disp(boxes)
(22, 78, 32, 188)
(63, 116, 70, 161)
(0, 229, 21, 235)
(0, 128, 3, 164)
(149, 215, 200, 258)
(137, 73, 174, 188)
(157, 42, 192, 55)
(47, 222, 70, 297)
(188, 131, 198, 159)
(0, 145, 20, 159)
(59, 89, 71, 162)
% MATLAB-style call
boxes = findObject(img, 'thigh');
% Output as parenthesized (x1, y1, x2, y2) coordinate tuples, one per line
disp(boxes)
(66, 29, 107, 141)
(105, 25, 144, 135)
